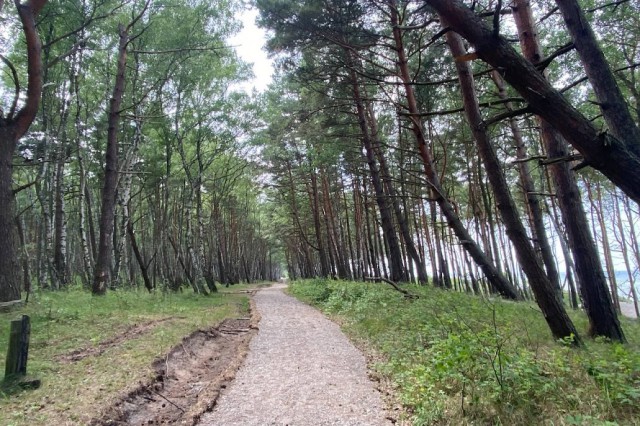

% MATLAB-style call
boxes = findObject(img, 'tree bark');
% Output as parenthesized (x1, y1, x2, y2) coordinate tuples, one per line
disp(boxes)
(93, 24, 128, 295)
(445, 24, 581, 343)
(0, 132, 20, 303)
(0, 0, 47, 303)
(388, 2, 520, 299)
(511, 0, 625, 342)
(425, 0, 640, 203)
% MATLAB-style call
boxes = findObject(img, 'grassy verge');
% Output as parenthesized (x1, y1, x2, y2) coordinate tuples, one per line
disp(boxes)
(289, 279, 640, 425)
(0, 284, 259, 425)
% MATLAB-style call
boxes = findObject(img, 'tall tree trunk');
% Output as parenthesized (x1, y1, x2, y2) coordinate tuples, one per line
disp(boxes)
(33, 146, 53, 289)
(369, 103, 427, 283)
(362, 178, 380, 278)
(388, 3, 520, 299)
(425, 0, 640, 203)
(93, 24, 128, 295)
(0, 133, 21, 305)
(285, 160, 314, 275)
(346, 57, 407, 282)
(73, 74, 94, 285)
(444, 24, 580, 343)
(491, 72, 561, 292)
(621, 195, 640, 318)
(128, 219, 153, 292)
(0, 0, 47, 305)
(309, 170, 330, 277)
(15, 215, 31, 301)
(587, 180, 621, 311)
(613, 191, 638, 316)
(195, 136, 216, 292)
(52, 148, 68, 287)
(321, 170, 348, 279)
(342, 174, 357, 279)
(113, 147, 134, 287)
(512, 0, 625, 342)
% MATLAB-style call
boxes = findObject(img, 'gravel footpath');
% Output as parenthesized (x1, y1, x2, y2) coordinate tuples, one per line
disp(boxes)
(620, 301, 638, 319)
(198, 284, 391, 426)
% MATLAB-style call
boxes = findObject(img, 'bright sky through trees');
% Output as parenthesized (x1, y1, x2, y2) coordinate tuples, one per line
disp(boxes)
(230, 7, 273, 92)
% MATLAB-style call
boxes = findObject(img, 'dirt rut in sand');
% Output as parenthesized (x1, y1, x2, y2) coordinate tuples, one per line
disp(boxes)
(93, 301, 259, 425)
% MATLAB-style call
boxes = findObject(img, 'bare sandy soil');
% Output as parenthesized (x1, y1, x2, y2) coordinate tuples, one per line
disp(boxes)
(93, 305, 259, 425)
(620, 301, 638, 319)
(198, 284, 392, 426)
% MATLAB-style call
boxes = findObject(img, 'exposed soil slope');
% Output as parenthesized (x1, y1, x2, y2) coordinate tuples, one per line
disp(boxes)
(93, 300, 260, 425)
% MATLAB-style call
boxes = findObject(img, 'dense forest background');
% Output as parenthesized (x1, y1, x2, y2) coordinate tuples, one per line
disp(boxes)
(0, 0, 639, 345)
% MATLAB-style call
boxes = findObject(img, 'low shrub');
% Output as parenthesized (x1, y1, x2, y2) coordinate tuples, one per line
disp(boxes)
(289, 279, 640, 425)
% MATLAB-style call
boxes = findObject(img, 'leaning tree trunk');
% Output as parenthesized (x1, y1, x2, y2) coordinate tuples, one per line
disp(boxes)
(444, 23, 581, 343)
(347, 59, 407, 283)
(491, 72, 561, 292)
(388, 2, 520, 299)
(425, 0, 640, 203)
(368, 103, 427, 284)
(512, 0, 625, 342)
(555, 0, 640, 155)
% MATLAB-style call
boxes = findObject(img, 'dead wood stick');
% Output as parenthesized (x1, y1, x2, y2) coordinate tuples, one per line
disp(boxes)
(364, 277, 419, 299)
(150, 389, 185, 412)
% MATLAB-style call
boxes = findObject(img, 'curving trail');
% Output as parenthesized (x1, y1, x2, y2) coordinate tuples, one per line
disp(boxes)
(198, 284, 391, 426)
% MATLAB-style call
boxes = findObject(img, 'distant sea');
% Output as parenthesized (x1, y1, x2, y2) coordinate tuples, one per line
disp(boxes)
(560, 270, 639, 299)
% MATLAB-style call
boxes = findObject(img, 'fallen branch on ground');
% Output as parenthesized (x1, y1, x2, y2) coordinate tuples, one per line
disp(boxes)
(364, 277, 419, 299)
(150, 389, 185, 412)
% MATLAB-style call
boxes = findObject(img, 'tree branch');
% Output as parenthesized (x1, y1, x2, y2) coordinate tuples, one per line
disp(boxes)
(13, 0, 46, 139)
(364, 277, 419, 299)
(483, 106, 532, 127)
(0, 54, 20, 118)
(132, 46, 227, 55)
(536, 42, 574, 71)
(12, 180, 37, 195)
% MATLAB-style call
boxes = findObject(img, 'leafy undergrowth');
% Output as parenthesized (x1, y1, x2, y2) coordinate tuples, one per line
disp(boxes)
(0, 284, 257, 425)
(289, 279, 640, 425)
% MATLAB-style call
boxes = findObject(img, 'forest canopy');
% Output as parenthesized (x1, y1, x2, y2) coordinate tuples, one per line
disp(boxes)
(0, 0, 639, 347)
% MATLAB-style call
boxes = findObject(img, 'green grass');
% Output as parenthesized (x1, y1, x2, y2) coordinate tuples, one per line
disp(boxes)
(289, 279, 640, 425)
(0, 284, 255, 425)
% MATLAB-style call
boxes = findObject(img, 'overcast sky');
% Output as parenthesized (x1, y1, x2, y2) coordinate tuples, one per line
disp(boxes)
(230, 8, 274, 92)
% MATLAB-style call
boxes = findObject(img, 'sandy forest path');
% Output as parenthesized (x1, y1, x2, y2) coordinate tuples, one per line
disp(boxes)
(198, 284, 392, 426)
(621, 301, 638, 319)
